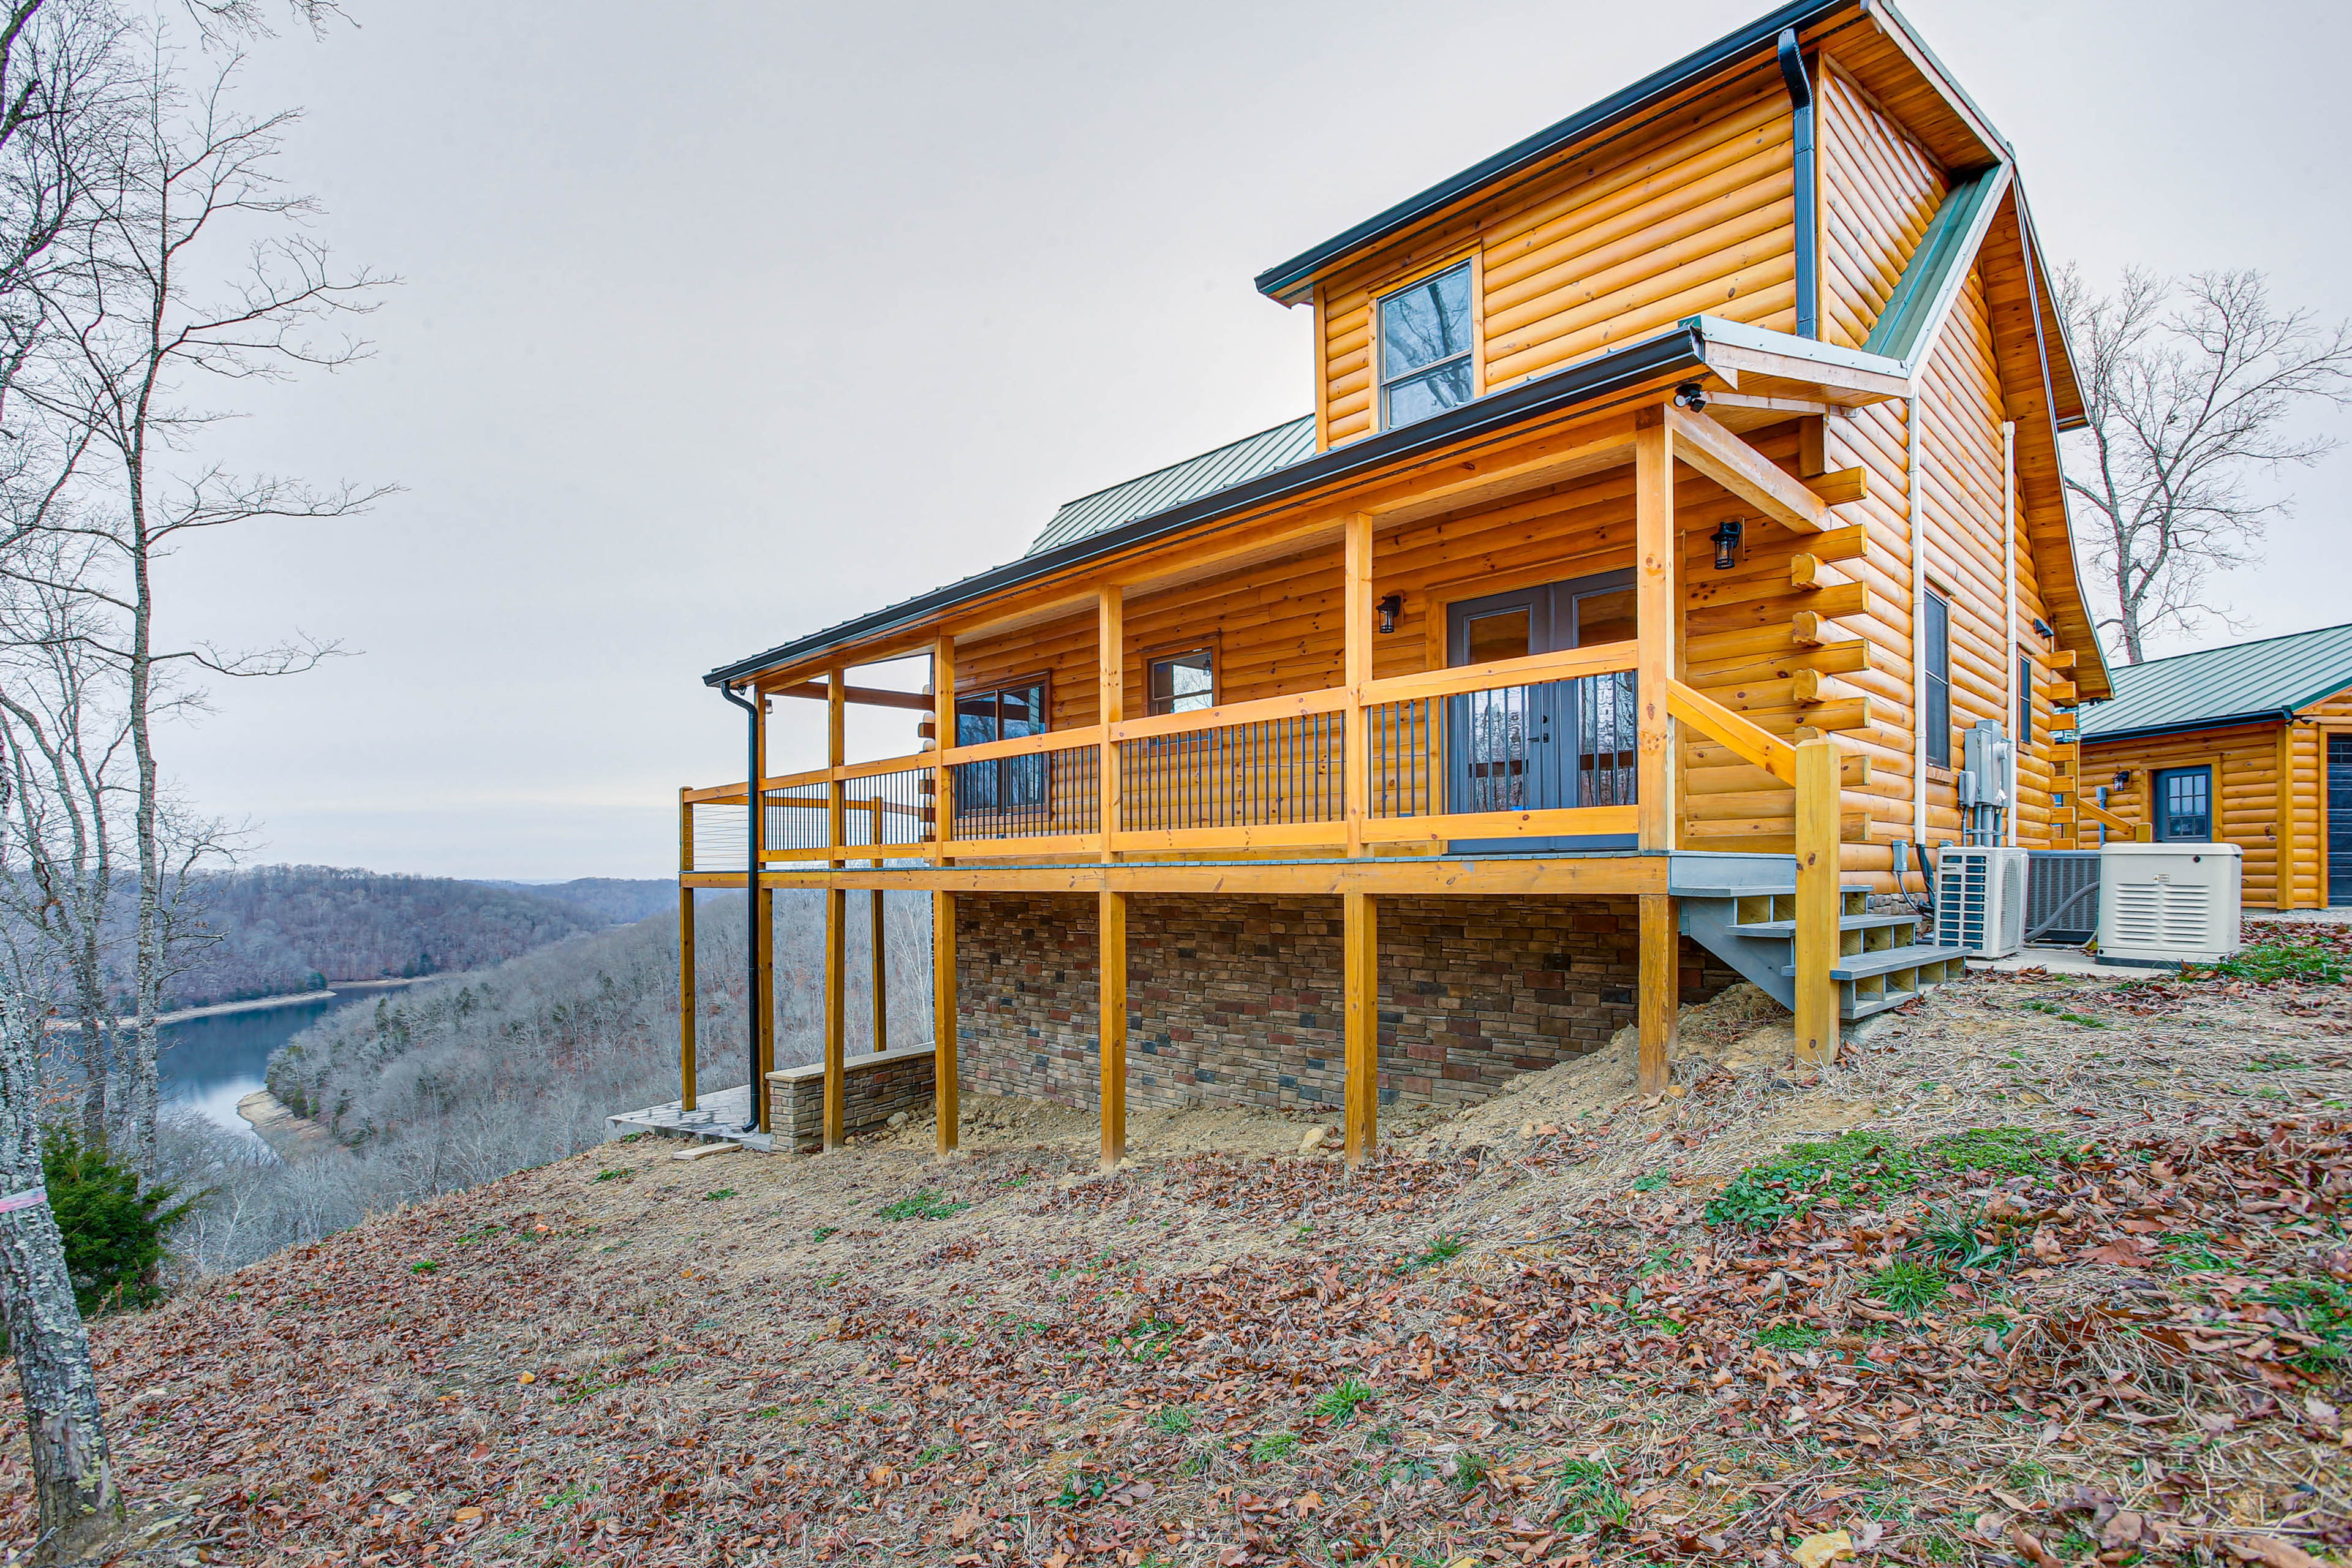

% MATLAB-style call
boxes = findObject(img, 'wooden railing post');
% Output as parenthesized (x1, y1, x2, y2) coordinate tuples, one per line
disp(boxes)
(1793, 736, 1841, 1065)
(1099, 587, 1123, 860)
(1343, 512, 1373, 857)
(678, 790, 696, 1113)
(933, 891, 958, 1156)
(827, 671, 847, 868)
(1343, 891, 1378, 1165)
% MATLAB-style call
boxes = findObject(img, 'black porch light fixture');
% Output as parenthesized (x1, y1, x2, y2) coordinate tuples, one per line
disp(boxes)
(1376, 592, 1403, 634)
(1708, 518, 1743, 571)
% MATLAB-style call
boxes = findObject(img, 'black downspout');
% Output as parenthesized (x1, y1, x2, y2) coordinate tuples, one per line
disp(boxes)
(1777, 26, 1817, 341)
(720, 682, 762, 1133)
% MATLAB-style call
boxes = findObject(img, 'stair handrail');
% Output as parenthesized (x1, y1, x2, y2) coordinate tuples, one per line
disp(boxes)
(1664, 679, 1796, 785)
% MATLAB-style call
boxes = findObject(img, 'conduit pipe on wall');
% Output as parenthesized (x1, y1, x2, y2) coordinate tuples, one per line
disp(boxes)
(720, 680, 762, 1133)
(1776, 26, 1817, 341)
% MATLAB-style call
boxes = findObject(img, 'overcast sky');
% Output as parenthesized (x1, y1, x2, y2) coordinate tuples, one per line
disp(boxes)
(166, 0, 2352, 880)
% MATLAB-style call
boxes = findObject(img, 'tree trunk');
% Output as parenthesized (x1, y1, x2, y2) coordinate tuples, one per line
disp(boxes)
(0, 1000, 118, 1561)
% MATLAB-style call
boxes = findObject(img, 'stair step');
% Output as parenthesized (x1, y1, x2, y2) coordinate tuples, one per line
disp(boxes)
(1779, 943, 1969, 982)
(1672, 882, 1875, 901)
(1726, 913, 1923, 940)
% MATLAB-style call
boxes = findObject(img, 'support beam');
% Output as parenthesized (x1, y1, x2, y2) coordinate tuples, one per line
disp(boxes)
(773, 679, 933, 711)
(1343, 512, 1373, 857)
(827, 672, 848, 867)
(1343, 891, 1378, 1166)
(932, 635, 956, 862)
(1667, 404, 1830, 534)
(754, 884, 775, 1127)
(823, 886, 845, 1150)
(1792, 737, 1840, 1065)
(1099, 890, 1127, 1169)
(933, 891, 958, 1155)
(870, 889, 888, 1052)
(1634, 411, 1678, 851)
(678, 884, 696, 1113)
(1098, 589, 1123, 862)
(1637, 892, 1677, 1095)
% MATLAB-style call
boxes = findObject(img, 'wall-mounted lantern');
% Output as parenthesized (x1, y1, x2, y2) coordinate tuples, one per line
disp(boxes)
(1376, 593, 1403, 635)
(1709, 519, 1743, 571)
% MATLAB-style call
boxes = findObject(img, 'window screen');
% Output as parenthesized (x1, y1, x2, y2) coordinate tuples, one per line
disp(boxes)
(1923, 592, 1951, 767)
(1378, 262, 1474, 430)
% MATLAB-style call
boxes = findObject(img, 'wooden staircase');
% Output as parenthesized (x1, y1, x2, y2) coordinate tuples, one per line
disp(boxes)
(1669, 853, 1966, 1024)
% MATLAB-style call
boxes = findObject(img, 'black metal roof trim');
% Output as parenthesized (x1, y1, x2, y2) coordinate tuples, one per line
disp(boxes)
(1251, 0, 1855, 303)
(704, 325, 1709, 687)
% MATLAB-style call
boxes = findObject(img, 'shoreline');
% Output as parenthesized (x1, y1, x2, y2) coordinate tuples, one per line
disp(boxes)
(48, 976, 424, 1033)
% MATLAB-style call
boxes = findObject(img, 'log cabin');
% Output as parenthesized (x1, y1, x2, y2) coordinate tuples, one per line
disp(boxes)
(674, 0, 2117, 1163)
(2075, 622, 2352, 911)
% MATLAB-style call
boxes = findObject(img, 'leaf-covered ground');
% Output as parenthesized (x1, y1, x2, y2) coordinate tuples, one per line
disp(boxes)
(29, 938, 2352, 1567)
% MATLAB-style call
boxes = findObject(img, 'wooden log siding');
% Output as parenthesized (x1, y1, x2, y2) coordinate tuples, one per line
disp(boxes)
(1317, 76, 1797, 448)
(1817, 58, 1948, 352)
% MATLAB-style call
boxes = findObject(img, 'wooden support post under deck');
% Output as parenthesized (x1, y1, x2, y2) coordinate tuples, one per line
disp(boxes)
(1343, 511, 1373, 858)
(823, 886, 846, 1149)
(870, 889, 888, 1052)
(1637, 892, 1676, 1096)
(1098, 589, 1123, 861)
(1099, 890, 1127, 1169)
(1793, 737, 1841, 1065)
(678, 790, 696, 1112)
(1634, 410, 1676, 851)
(1342, 891, 1377, 1165)
(933, 891, 957, 1155)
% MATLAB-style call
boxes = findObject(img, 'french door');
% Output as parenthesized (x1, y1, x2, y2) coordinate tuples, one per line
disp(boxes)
(1444, 570, 1637, 853)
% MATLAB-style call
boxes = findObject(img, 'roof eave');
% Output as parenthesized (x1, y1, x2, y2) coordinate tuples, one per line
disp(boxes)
(2081, 709, 2297, 747)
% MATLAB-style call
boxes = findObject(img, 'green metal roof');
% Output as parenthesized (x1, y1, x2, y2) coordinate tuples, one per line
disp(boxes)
(2078, 621, 2352, 743)
(1026, 416, 1316, 557)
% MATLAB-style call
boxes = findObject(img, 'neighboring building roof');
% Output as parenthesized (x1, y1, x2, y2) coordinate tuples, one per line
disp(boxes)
(2078, 622, 2352, 744)
(1027, 416, 1316, 558)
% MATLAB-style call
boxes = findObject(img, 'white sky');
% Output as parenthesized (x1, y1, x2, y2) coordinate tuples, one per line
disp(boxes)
(166, 0, 2352, 879)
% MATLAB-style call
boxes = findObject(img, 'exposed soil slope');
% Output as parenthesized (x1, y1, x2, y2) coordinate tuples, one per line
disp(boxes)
(40, 956, 2352, 1567)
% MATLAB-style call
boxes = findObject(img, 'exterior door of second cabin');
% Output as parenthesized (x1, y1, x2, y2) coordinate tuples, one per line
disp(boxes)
(1446, 569, 1637, 853)
(2330, 736, 2351, 907)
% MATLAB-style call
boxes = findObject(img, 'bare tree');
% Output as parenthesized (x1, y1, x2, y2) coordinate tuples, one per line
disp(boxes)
(2060, 267, 2352, 662)
(17, 39, 391, 1182)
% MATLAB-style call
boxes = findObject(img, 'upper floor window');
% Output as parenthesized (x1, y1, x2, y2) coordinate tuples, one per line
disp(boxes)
(1379, 262, 1474, 430)
(1147, 646, 1215, 716)
(955, 677, 1047, 812)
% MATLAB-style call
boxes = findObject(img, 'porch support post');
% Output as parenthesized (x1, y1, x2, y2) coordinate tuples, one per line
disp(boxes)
(1343, 890, 1378, 1165)
(1343, 511, 1373, 857)
(1099, 890, 1127, 1169)
(827, 671, 848, 867)
(2275, 725, 2296, 911)
(870, 888, 888, 1052)
(1793, 736, 1841, 1064)
(932, 634, 956, 862)
(933, 891, 958, 1155)
(1638, 892, 1676, 1096)
(823, 885, 846, 1149)
(1634, 410, 1676, 852)
(1099, 587, 1123, 861)
(678, 791, 696, 1113)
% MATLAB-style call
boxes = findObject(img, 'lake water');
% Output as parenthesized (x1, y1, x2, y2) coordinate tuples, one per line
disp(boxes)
(157, 987, 394, 1142)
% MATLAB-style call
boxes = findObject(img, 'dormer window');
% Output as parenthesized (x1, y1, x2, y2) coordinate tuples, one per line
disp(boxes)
(1378, 261, 1474, 429)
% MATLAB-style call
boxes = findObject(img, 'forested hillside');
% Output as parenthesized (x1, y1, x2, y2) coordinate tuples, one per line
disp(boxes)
(157, 867, 668, 1010)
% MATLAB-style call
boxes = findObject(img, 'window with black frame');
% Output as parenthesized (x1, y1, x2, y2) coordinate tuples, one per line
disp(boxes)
(954, 679, 1048, 825)
(1378, 262, 1474, 430)
(1923, 592, 1952, 767)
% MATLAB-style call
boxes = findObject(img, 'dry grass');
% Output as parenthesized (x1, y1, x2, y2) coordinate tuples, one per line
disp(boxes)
(40, 962, 2352, 1566)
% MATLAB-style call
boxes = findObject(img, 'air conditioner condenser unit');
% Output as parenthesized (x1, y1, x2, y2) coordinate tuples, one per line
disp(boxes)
(1931, 846, 2027, 959)
(2095, 843, 2242, 967)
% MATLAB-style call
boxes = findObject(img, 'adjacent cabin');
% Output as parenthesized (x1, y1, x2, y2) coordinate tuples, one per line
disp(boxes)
(674, 0, 2116, 1162)
(2076, 622, 2352, 910)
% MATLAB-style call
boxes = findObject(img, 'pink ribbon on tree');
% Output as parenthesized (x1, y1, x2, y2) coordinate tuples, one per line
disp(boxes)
(0, 1186, 48, 1215)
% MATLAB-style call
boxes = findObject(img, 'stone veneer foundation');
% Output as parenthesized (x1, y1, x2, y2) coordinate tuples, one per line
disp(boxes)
(954, 894, 1738, 1117)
